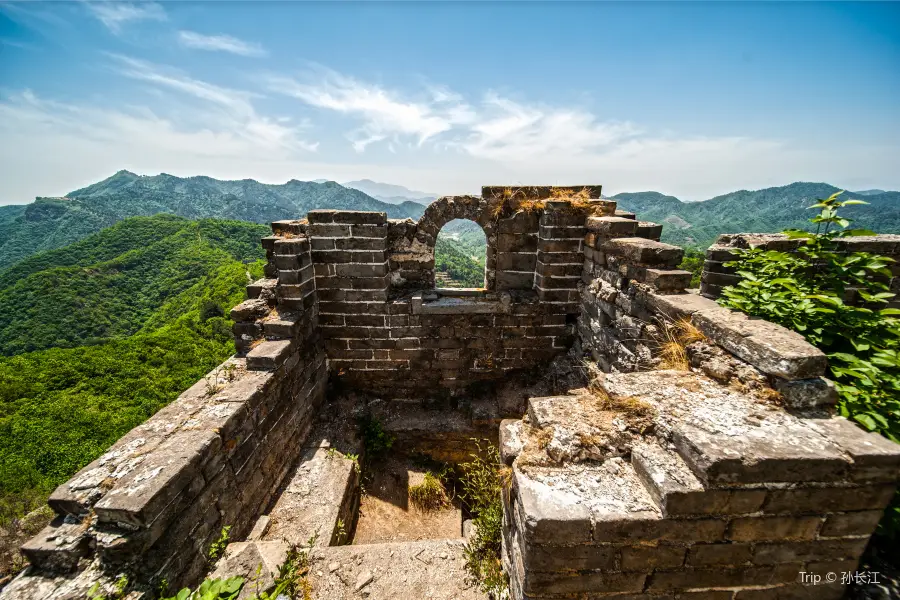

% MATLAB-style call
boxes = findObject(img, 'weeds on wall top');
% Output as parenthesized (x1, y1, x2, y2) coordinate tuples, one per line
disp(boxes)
(718, 190, 900, 539)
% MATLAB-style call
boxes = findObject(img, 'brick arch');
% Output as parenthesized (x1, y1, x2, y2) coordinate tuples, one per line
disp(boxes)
(415, 195, 500, 290)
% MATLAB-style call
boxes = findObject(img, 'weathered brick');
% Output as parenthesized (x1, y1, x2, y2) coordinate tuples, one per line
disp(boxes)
(819, 510, 884, 538)
(762, 485, 896, 514)
(688, 542, 753, 566)
(728, 516, 821, 542)
(620, 545, 686, 571)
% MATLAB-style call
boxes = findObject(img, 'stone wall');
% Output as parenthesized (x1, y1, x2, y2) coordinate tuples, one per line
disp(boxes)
(4, 223, 327, 599)
(501, 373, 900, 599)
(701, 232, 900, 307)
(305, 190, 611, 397)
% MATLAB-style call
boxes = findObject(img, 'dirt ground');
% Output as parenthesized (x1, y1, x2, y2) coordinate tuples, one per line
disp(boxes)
(352, 455, 463, 545)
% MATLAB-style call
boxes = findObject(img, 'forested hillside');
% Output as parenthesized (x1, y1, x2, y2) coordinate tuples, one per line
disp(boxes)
(0, 171, 425, 270)
(614, 182, 900, 248)
(435, 219, 487, 287)
(0, 215, 266, 540)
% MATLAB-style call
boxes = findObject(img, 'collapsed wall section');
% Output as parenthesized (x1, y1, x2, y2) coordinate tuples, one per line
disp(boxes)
(499, 209, 900, 599)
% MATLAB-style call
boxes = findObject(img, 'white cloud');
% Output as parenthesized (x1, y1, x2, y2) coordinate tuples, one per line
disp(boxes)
(270, 68, 475, 152)
(177, 31, 267, 57)
(82, 1, 166, 33)
(108, 55, 316, 152)
(2, 60, 898, 204)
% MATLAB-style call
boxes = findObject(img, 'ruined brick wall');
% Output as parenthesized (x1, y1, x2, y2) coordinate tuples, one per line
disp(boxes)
(502, 379, 900, 600)
(7, 223, 327, 597)
(306, 190, 611, 397)
(701, 232, 900, 308)
(578, 211, 694, 372)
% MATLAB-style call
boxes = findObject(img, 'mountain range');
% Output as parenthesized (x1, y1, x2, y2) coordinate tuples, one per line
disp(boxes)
(0, 171, 426, 270)
(611, 182, 900, 249)
(343, 179, 438, 204)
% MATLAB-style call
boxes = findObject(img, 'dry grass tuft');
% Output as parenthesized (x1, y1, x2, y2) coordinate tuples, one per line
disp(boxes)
(535, 427, 554, 450)
(409, 472, 451, 511)
(658, 318, 706, 371)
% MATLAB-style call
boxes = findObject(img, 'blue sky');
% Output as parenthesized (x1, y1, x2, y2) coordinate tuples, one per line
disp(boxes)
(1, 1, 898, 204)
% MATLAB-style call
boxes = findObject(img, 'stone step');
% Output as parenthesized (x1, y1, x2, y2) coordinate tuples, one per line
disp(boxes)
(214, 539, 485, 600)
(246, 278, 276, 300)
(631, 441, 765, 517)
(262, 311, 303, 339)
(261, 446, 359, 547)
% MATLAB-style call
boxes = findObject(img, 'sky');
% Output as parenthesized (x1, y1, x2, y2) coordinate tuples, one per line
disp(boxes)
(0, 1, 898, 205)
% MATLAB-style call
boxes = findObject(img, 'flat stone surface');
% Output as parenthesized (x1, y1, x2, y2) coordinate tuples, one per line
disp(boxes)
(308, 539, 485, 600)
(600, 370, 852, 486)
(20, 515, 91, 571)
(514, 459, 658, 545)
(600, 237, 684, 266)
(94, 428, 219, 528)
(262, 446, 357, 547)
(246, 339, 293, 370)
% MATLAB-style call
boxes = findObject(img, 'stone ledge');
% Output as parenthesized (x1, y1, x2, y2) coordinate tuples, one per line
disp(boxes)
(692, 306, 827, 380)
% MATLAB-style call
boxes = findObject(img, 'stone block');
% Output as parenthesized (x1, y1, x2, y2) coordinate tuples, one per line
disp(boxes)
(820, 510, 884, 537)
(687, 542, 753, 566)
(94, 428, 219, 529)
(521, 569, 646, 596)
(20, 516, 92, 571)
(514, 466, 593, 545)
(752, 538, 869, 565)
(271, 220, 304, 235)
(692, 306, 828, 379)
(601, 237, 684, 266)
(762, 484, 896, 514)
(647, 564, 800, 591)
(803, 417, 900, 482)
(230, 298, 270, 322)
(774, 377, 838, 408)
(615, 209, 637, 220)
(520, 541, 618, 572)
(247, 340, 293, 371)
(632, 442, 766, 517)
(626, 267, 693, 291)
(636, 221, 663, 240)
(586, 216, 640, 237)
(620, 545, 686, 571)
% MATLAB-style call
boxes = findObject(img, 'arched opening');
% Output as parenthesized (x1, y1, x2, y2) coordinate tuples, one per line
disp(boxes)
(434, 219, 487, 288)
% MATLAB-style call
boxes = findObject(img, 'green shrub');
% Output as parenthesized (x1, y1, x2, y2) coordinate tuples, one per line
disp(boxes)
(459, 441, 510, 598)
(408, 471, 451, 511)
(358, 415, 395, 462)
(718, 191, 900, 540)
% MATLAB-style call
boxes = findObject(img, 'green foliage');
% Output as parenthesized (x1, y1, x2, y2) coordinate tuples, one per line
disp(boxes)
(0, 217, 264, 532)
(359, 415, 395, 462)
(718, 191, 900, 539)
(677, 247, 705, 288)
(208, 525, 232, 563)
(0, 215, 267, 356)
(459, 441, 509, 597)
(614, 182, 900, 250)
(160, 576, 244, 600)
(87, 575, 130, 600)
(435, 220, 487, 287)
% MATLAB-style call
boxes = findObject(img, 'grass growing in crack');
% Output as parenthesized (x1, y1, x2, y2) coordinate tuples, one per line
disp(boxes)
(459, 441, 510, 598)
(207, 525, 231, 563)
(408, 471, 451, 511)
